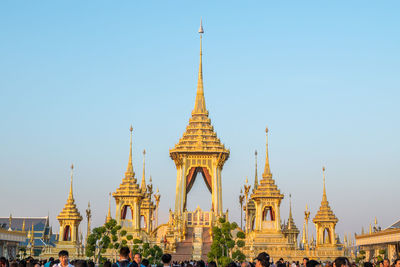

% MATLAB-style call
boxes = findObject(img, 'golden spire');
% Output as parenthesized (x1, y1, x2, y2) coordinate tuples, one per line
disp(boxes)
(8, 214, 12, 231)
(193, 19, 207, 115)
(140, 149, 146, 193)
(322, 166, 327, 202)
(263, 127, 271, 176)
(125, 125, 135, 179)
(22, 219, 26, 231)
(57, 165, 83, 222)
(106, 192, 112, 223)
(68, 164, 74, 202)
(254, 150, 259, 190)
(312, 166, 338, 224)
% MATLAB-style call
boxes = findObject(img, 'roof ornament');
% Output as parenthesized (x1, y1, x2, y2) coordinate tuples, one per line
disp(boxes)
(193, 18, 207, 114)
(198, 18, 204, 34)
(125, 125, 135, 179)
(141, 149, 146, 193)
(263, 127, 272, 177)
(254, 150, 259, 190)
(68, 164, 74, 201)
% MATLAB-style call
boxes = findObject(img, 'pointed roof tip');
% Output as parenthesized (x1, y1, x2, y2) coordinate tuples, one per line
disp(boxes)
(68, 164, 74, 200)
(198, 18, 204, 34)
(263, 127, 271, 176)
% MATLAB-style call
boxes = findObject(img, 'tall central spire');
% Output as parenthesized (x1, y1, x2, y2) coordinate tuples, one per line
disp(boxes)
(193, 19, 207, 115)
(263, 127, 272, 177)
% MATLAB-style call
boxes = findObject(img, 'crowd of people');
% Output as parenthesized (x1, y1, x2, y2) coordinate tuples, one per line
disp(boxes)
(1, 249, 400, 267)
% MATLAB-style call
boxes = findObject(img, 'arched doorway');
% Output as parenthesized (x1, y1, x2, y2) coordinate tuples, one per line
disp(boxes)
(185, 167, 212, 211)
(121, 205, 133, 220)
(262, 206, 275, 221)
(323, 228, 331, 244)
(63, 225, 71, 241)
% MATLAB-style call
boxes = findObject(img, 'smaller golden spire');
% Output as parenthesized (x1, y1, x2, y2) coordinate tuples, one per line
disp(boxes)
(68, 164, 74, 202)
(369, 223, 372, 234)
(245, 177, 248, 184)
(254, 150, 259, 190)
(141, 149, 146, 193)
(106, 192, 112, 223)
(125, 125, 135, 179)
(322, 166, 327, 202)
(22, 219, 26, 231)
(263, 127, 272, 176)
(374, 217, 377, 226)
(8, 214, 12, 231)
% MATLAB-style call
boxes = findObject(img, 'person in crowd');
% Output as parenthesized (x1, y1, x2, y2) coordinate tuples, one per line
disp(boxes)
(208, 261, 217, 267)
(53, 251, 73, 267)
(255, 252, 270, 267)
(103, 261, 111, 267)
(242, 262, 251, 267)
(302, 259, 309, 267)
(161, 254, 172, 267)
(133, 253, 142, 267)
(333, 257, 350, 267)
(44, 258, 54, 267)
(393, 259, 400, 267)
(0, 257, 7, 267)
(306, 260, 320, 267)
(383, 259, 390, 267)
(112, 247, 132, 267)
(140, 259, 149, 267)
(73, 261, 87, 267)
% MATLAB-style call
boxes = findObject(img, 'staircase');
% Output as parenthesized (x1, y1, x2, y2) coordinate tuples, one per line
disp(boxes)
(192, 227, 203, 260)
(173, 227, 194, 261)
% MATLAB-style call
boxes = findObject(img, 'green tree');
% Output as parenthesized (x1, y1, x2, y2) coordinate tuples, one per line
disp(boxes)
(131, 239, 163, 265)
(207, 217, 246, 265)
(86, 219, 132, 263)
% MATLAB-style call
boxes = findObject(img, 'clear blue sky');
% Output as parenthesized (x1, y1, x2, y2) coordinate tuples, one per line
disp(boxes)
(1, 1, 399, 241)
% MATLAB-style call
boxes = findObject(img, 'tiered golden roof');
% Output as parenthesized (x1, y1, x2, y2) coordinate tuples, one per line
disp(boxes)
(113, 126, 143, 198)
(251, 128, 284, 200)
(169, 30, 229, 156)
(57, 165, 82, 222)
(313, 167, 338, 223)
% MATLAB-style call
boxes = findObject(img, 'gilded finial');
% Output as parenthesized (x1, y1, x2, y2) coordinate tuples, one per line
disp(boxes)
(149, 175, 152, 184)
(245, 177, 248, 184)
(193, 19, 207, 114)
(198, 18, 204, 34)
(106, 192, 112, 222)
(8, 214, 12, 231)
(22, 219, 26, 231)
(68, 163, 74, 201)
(254, 150, 259, 190)
(141, 149, 147, 193)
(322, 166, 327, 202)
(263, 127, 272, 176)
(125, 125, 135, 179)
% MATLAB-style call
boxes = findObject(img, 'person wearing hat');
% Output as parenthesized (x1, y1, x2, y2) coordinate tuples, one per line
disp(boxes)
(255, 252, 270, 267)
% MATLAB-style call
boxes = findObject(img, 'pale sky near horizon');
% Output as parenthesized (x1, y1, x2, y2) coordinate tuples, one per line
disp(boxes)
(1, 1, 399, 242)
